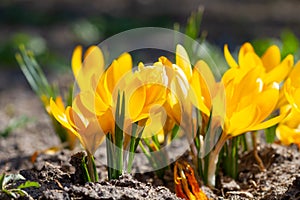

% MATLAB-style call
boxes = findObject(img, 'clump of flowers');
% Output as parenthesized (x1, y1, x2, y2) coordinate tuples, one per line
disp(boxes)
(52, 45, 173, 181)
(17, 38, 300, 200)
(276, 61, 300, 148)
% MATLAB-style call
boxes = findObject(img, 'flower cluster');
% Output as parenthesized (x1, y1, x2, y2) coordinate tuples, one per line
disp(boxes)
(46, 42, 300, 186)
(277, 61, 300, 148)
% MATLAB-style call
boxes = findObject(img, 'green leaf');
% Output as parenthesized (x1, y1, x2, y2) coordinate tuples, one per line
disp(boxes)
(185, 6, 204, 40)
(0, 173, 5, 189)
(9, 189, 28, 197)
(3, 189, 15, 198)
(265, 124, 277, 144)
(170, 124, 179, 141)
(17, 181, 40, 189)
(106, 133, 114, 180)
(252, 38, 277, 57)
(16, 45, 57, 99)
(281, 30, 299, 59)
(81, 156, 91, 182)
(3, 174, 25, 186)
(0, 116, 33, 138)
(127, 123, 139, 173)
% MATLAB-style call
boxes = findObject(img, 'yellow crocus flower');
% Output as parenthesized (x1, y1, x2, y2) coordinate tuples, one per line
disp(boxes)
(50, 96, 107, 155)
(283, 61, 300, 111)
(111, 63, 168, 144)
(72, 45, 105, 91)
(159, 45, 205, 127)
(76, 51, 133, 135)
(122, 63, 168, 123)
(224, 42, 294, 85)
(206, 59, 285, 187)
(222, 42, 293, 137)
(276, 105, 300, 148)
(222, 67, 282, 137)
(45, 96, 78, 149)
(276, 61, 300, 148)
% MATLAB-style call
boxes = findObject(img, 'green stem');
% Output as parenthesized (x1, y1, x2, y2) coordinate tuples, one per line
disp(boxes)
(127, 124, 143, 173)
(106, 134, 114, 180)
(86, 151, 98, 182)
(206, 132, 227, 187)
(81, 155, 91, 182)
(106, 91, 125, 180)
(139, 141, 153, 163)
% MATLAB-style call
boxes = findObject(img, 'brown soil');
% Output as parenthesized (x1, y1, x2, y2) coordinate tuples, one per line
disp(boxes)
(0, 72, 300, 199)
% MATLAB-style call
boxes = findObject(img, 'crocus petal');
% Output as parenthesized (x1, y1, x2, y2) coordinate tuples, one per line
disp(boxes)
(106, 53, 132, 94)
(284, 78, 300, 112)
(227, 105, 257, 136)
(159, 56, 173, 67)
(238, 42, 254, 66)
(252, 83, 279, 123)
(128, 85, 146, 122)
(224, 44, 238, 68)
(194, 60, 216, 92)
(138, 62, 144, 70)
(81, 120, 105, 154)
(239, 51, 262, 70)
(115, 52, 132, 81)
(164, 92, 182, 126)
(55, 96, 65, 112)
(261, 45, 281, 72)
(142, 108, 166, 139)
(163, 116, 176, 133)
(71, 46, 82, 79)
(288, 61, 300, 87)
(97, 109, 114, 134)
(190, 63, 210, 116)
(50, 98, 74, 132)
(72, 45, 105, 91)
(176, 44, 192, 80)
(225, 68, 261, 110)
(76, 91, 109, 116)
(248, 111, 288, 132)
(264, 54, 294, 84)
(66, 106, 86, 131)
(276, 124, 298, 145)
(83, 46, 104, 75)
(144, 84, 166, 109)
